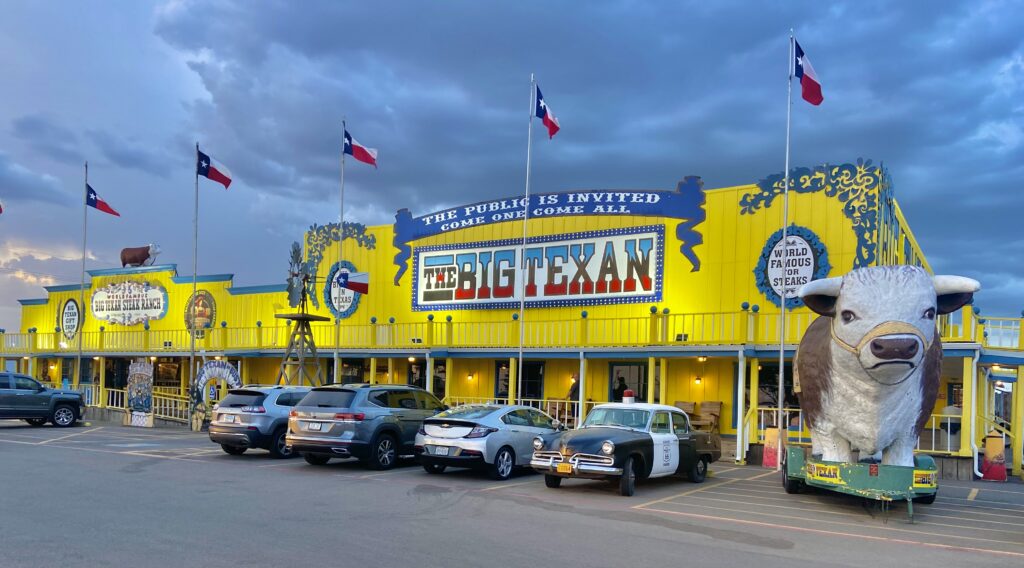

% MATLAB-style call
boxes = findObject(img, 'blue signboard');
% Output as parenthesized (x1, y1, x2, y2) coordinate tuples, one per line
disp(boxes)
(392, 176, 706, 284)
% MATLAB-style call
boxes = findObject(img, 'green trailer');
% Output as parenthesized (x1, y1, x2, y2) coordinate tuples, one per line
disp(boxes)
(781, 446, 938, 522)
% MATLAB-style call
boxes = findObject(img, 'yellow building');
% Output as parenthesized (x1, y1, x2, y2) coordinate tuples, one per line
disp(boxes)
(3, 159, 1022, 477)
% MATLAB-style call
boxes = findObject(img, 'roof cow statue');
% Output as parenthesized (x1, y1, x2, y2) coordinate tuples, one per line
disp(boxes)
(795, 265, 980, 467)
(120, 244, 162, 268)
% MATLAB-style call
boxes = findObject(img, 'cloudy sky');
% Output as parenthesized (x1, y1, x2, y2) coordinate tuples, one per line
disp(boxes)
(1, 0, 1022, 329)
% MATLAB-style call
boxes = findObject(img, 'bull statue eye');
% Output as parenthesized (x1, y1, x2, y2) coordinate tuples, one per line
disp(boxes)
(840, 310, 857, 324)
(923, 307, 936, 320)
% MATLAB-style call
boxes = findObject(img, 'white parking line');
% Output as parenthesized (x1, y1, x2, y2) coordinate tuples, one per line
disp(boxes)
(38, 427, 103, 444)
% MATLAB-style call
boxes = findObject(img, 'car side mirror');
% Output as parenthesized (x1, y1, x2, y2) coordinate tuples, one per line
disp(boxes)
(37, 385, 46, 392)
(552, 419, 565, 431)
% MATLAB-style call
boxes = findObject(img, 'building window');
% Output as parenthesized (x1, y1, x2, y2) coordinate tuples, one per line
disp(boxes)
(495, 361, 543, 400)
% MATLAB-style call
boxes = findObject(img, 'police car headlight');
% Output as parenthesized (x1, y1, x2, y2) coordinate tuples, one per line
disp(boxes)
(533, 437, 544, 451)
(601, 441, 615, 455)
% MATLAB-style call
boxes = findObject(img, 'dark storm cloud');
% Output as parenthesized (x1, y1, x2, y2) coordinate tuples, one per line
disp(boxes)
(86, 130, 174, 178)
(0, 152, 72, 206)
(11, 115, 83, 164)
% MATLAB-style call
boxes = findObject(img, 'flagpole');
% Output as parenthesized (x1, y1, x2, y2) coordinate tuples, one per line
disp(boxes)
(190, 143, 199, 430)
(334, 119, 346, 386)
(76, 162, 88, 392)
(517, 74, 536, 405)
(776, 31, 795, 470)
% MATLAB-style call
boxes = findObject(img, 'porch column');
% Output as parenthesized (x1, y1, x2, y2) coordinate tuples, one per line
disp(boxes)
(1013, 365, 1024, 478)
(387, 357, 394, 384)
(647, 356, 656, 403)
(445, 357, 453, 401)
(577, 352, 587, 423)
(99, 357, 107, 409)
(426, 355, 434, 397)
(507, 357, 517, 405)
(958, 356, 975, 458)
(659, 357, 668, 406)
(736, 348, 746, 464)
(72, 357, 81, 389)
(747, 357, 760, 451)
(369, 357, 377, 385)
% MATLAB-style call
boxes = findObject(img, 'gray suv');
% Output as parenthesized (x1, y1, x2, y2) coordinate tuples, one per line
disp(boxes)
(209, 386, 311, 458)
(0, 373, 84, 427)
(287, 384, 446, 469)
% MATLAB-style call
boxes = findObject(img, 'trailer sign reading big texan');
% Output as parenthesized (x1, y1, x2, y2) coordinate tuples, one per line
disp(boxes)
(413, 226, 663, 310)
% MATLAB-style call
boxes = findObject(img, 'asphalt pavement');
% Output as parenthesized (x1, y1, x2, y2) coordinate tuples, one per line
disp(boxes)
(1, 420, 1021, 568)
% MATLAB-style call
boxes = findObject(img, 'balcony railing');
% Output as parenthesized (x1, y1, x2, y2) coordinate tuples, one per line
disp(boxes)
(0, 304, 999, 356)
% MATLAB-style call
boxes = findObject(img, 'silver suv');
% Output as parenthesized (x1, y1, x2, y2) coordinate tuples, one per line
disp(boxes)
(209, 386, 311, 458)
(287, 384, 446, 469)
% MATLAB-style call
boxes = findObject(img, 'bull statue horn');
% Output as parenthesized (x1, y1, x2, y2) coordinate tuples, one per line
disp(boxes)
(933, 275, 981, 315)
(798, 276, 842, 317)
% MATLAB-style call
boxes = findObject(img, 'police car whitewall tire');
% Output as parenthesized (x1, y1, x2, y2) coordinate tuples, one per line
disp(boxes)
(688, 456, 708, 483)
(544, 474, 562, 488)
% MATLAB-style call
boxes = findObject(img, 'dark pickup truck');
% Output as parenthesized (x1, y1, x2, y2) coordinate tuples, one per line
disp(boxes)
(0, 373, 85, 427)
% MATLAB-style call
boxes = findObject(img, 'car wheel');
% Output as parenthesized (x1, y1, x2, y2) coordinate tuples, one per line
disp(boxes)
(489, 446, 515, 480)
(51, 405, 77, 428)
(688, 456, 708, 483)
(268, 428, 293, 459)
(423, 463, 446, 474)
(221, 444, 247, 456)
(544, 474, 562, 488)
(303, 453, 331, 466)
(913, 491, 937, 505)
(619, 456, 638, 496)
(369, 434, 397, 470)
(24, 418, 47, 427)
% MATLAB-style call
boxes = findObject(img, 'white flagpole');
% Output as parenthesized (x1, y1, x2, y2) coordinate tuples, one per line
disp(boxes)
(334, 119, 346, 385)
(190, 143, 199, 430)
(76, 162, 88, 390)
(776, 31, 795, 470)
(517, 74, 536, 404)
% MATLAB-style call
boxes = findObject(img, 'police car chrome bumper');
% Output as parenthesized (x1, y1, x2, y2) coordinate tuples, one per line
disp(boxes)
(530, 451, 622, 476)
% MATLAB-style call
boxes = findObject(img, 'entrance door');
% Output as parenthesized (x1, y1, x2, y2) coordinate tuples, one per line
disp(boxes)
(495, 361, 543, 400)
(609, 362, 647, 402)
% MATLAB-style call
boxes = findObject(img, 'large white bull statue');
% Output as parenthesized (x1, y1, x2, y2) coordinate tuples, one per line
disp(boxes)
(795, 266, 980, 466)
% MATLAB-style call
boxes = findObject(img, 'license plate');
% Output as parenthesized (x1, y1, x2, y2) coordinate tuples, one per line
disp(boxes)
(307, 422, 322, 431)
(433, 446, 450, 456)
(556, 462, 572, 474)
(223, 415, 235, 423)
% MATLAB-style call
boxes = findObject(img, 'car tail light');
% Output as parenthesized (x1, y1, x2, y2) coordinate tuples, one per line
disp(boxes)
(465, 425, 497, 439)
(241, 405, 266, 414)
(289, 410, 298, 418)
(334, 412, 365, 421)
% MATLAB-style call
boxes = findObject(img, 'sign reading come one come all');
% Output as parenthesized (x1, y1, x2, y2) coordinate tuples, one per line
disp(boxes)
(91, 281, 168, 325)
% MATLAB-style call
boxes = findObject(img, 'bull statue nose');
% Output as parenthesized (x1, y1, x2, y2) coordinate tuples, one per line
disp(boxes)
(870, 337, 919, 360)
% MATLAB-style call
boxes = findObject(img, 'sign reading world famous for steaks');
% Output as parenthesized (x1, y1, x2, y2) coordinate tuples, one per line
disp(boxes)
(413, 226, 663, 311)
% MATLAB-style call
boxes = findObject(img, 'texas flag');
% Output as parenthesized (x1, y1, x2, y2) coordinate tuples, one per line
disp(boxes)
(336, 271, 369, 295)
(794, 40, 823, 106)
(197, 149, 233, 189)
(344, 130, 378, 168)
(86, 184, 120, 217)
(535, 85, 560, 138)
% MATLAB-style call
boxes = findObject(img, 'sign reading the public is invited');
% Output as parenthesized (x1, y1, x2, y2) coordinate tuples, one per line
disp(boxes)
(413, 226, 663, 311)
(91, 281, 168, 326)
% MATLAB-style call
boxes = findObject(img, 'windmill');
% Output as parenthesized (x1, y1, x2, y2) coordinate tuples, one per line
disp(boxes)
(276, 241, 329, 386)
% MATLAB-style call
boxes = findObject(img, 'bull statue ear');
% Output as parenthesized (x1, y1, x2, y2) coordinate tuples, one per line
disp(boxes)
(799, 277, 842, 317)
(933, 275, 981, 315)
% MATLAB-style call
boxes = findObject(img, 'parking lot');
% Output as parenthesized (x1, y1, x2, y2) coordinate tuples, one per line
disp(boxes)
(1, 421, 1021, 568)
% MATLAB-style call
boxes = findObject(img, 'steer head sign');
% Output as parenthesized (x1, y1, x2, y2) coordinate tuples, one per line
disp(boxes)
(794, 265, 980, 466)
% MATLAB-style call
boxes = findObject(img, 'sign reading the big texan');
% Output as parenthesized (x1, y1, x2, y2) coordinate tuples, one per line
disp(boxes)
(413, 226, 663, 311)
(393, 177, 706, 285)
(91, 281, 168, 326)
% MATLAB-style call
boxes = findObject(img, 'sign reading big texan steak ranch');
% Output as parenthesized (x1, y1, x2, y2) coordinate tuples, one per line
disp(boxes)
(413, 226, 663, 311)
(91, 281, 168, 325)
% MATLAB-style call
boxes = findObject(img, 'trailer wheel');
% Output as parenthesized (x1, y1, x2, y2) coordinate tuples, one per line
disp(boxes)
(913, 491, 937, 505)
(781, 452, 803, 494)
